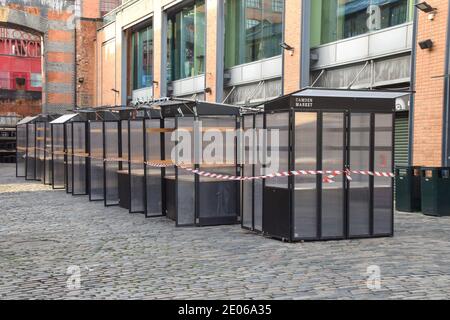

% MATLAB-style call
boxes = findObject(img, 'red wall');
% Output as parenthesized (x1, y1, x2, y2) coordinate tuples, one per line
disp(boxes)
(0, 39, 42, 92)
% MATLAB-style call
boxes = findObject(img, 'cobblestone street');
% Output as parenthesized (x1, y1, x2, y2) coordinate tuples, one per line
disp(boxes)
(1, 163, 450, 300)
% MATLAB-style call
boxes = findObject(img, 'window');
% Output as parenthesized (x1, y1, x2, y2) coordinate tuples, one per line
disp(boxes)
(100, 0, 121, 16)
(167, 0, 206, 82)
(272, 0, 283, 12)
(131, 24, 153, 90)
(246, 0, 261, 8)
(30, 73, 42, 88)
(246, 19, 260, 29)
(311, 0, 413, 47)
(225, 0, 283, 69)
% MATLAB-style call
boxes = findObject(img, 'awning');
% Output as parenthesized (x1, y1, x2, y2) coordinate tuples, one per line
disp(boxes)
(50, 114, 80, 124)
(265, 88, 412, 112)
(292, 88, 410, 100)
(17, 116, 39, 125)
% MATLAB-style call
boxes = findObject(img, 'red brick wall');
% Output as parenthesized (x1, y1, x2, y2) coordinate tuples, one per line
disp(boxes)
(0, 1, 102, 114)
(413, 0, 449, 166)
(0, 99, 41, 117)
(76, 19, 99, 107)
(283, 0, 302, 94)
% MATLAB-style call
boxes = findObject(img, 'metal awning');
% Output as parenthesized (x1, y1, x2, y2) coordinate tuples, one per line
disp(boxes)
(50, 114, 80, 124)
(292, 88, 411, 100)
(17, 116, 39, 125)
(144, 99, 242, 118)
(265, 88, 412, 112)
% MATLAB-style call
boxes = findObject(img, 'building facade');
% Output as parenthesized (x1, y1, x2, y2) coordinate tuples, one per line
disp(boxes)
(97, 0, 434, 166)
(0, 27, 43, 115)
(1, 0, 448, 168)
(0, 0, 121, 116)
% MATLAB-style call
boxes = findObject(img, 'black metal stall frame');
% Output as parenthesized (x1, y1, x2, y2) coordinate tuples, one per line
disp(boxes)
(16, 115, 57, 181)
(50, 114, 83, 190)
(149, 99, 242, 227)
(35, 115, 59, 184)
(103, 117, 122, 207)
(243, 88, 409, 242)
(83, 109, 120, 202)
(16, 116, 37, 178)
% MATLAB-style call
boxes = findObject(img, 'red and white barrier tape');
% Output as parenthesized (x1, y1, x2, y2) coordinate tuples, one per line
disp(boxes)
(19, 149, 394, 183)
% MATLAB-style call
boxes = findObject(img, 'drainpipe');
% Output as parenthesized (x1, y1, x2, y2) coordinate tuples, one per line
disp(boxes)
(442, 1, 450, 166)
(408, 4, 419, 167)
(74, 19, 77, 112)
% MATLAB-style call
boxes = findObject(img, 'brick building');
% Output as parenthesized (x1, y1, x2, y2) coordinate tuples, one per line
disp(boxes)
(93, 0, 450, 168)
(0, 0, 120, 116)
(1, 0, 449, 168)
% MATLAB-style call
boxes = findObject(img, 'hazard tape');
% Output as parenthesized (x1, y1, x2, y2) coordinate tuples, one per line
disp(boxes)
(17, 147, 395, 183)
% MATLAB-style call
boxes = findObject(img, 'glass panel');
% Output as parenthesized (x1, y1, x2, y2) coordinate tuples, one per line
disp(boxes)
(72, 122, 87, 195)
(16, 125, 26, 177)
(26, 123, 36, 180)
(374, 113, 393, 235)
(176, 117, 195, 225)
(322, 113, 345, 238)
(132, 24, 153, 90)
(349, 113, 371, 237)
(164, 118, 176, 220)
(105, 121, 120, 205)
(66, 123, 73, 193)
(242, 115, 254, 229)
(254, 114, 264, 231)
(52, 124, 66, 188)
(130, 120, 145, 213)
(265, 112, 289, 188)
(199, 117, 238, 223)
(89, 122, 104, 201)
(35, 122, 45, 181)
(294, 112, 317, 239)
(311, 0, 412, 47)
(44, 123, 52, 184)
(145, 119, 163, 216)
(168, 0, 206, 81)
(224, 0, 283, 68)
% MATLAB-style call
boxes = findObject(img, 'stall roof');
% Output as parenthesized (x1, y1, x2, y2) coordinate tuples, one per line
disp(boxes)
(50, 114, 80, 124)
(17, 116, 39, 125)
(293, 88, 410, 99)
(265, 88, 412, 112)
(144, 99, 241, 118)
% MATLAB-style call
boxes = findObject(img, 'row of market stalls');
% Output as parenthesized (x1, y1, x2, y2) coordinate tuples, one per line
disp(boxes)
(15, 89, 409, 242)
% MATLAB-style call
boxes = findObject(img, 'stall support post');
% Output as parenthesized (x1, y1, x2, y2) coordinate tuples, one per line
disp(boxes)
(316, 112, 323, 240)
(235, 115, 241, 224)
(51, 125, 55, 188)
(143, 119, 149, 217)
(174, 116, 180, 226)
(369, 113, 375, 237)
(71, 123, 75, 195)
(194, 116, 200, 226)
(344, 113, 350, 239)
(288, 109, 295, 242)
(127, 119, 132, 214)
(160, 118, 167, 217)
(85, 121, 90, 196)
(102, 121, 107, 206)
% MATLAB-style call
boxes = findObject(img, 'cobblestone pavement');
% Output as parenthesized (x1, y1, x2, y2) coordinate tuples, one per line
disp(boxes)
(1, 164, 450, 300)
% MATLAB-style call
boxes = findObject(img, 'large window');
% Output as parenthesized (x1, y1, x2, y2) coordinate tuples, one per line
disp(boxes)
(167, 0, 206, 82)
(311, 0, 413, 47)
(131, 25, 153, 90)
(224, 0, 283, 69)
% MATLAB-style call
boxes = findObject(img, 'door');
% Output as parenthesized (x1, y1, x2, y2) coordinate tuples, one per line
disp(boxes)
(348, 113, 372, 237)
(321, 112, 346, 239)
(293, 111, 393, 241)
